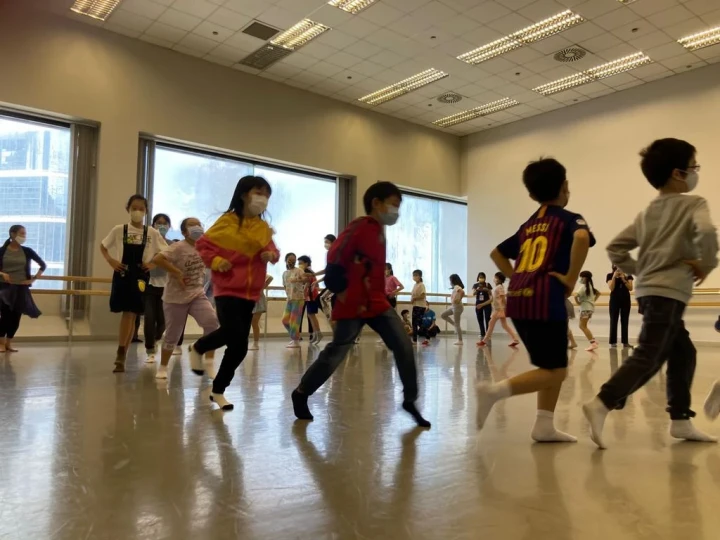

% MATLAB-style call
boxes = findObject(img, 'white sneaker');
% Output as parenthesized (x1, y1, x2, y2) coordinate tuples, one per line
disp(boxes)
(286, 340, 300, 349)
(314, 332, 323, 344)
(586, 342, 599, 351)
(248, 342, 259, 351)
(172, 347, 182, 356)
(454, 341, 464, 346)
(210, 392, 234, 411)
(155, 365, 168, 380)
(145, 353, 156, 364)
(189, 343, 204, 375)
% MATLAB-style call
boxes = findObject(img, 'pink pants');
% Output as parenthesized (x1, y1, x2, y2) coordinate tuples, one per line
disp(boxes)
(163, 296, 219, 350)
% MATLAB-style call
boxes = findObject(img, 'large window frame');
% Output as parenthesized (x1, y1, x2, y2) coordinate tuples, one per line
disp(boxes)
(385, 187, 468, 297)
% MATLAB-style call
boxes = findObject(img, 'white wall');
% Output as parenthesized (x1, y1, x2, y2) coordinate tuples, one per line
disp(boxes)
(0, 3, 461, 339)
(463, 62, 720, 343)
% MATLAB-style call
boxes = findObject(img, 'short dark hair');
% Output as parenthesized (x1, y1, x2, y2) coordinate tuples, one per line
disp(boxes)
(640, 138, 696, 189)
(401, 309, 410, 317)
(298, 255, 312, 266)
(179, 217, 199, 233)
(495, 272, 506, 284)
(363, 181, 402, 215)
(324, 234, 336, 243)
(152, 213, 171, 227)
(522, 158, 566, 203)
(126, 194, 148, 211)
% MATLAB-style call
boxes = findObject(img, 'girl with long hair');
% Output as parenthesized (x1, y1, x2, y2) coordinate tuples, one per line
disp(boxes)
(282, 252, 306, 348)
(384, 263, 404, 308)
(477, 272, 519, 348)
(101, 195, 167, 372)
(143, 213, 171, 363)
(0, 225, 46, 352)
(575, 270, 601, 351)
(189, 176, 280, 410)
(441, 274, 465, 345)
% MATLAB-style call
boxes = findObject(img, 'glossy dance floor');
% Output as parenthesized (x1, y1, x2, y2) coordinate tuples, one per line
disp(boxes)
(2, 338, 720, 539)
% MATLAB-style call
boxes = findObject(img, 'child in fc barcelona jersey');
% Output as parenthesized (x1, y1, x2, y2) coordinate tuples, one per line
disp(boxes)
(291, 181, 430, 428)
(475, 158, 595, 443)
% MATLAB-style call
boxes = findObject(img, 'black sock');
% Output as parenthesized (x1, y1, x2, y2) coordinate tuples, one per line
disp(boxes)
(292, 390, 313, 420)
(403, 401, 431, 428)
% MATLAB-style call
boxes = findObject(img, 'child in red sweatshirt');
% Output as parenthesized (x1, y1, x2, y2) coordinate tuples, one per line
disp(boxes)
(190, 176, 280, 411)
(291, 182, 430, 428)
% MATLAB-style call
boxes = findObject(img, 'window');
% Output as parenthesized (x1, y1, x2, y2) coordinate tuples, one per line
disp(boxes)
(150, 144, 338, 294)
(0, 115, 71, 288)
(385, 192, 467, 296)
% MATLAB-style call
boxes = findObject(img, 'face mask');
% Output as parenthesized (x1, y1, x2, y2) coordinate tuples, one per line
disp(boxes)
(324, 242, 331, 251)
(479, 278, 485, 283)
(15, 236, 26, 245)
(683, 171, 699, 192)
(130, 210, 145, 223)
(157, 225, 169, 237)
(248, 195, 268, 216)
(379, 205, 400, 226)
(187, 226, 204, 241)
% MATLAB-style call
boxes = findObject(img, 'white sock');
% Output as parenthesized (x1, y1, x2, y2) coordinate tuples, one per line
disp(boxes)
(155, 365, 168, 379)
(475, 381, 511, 430)
(583, 397, 610, 449)
(531, 410, 577, 443)
(704, 380, 720, 420)
(670, 420, 717, 442)
(210, 393, 234, 411)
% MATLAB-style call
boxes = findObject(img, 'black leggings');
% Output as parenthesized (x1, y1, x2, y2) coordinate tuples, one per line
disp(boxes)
(194, 296, 254, 394)
(411, 307, 425, 342)
(144, 285, 165, 351)
(609, 298, 631, 345)
(476, 304, 492, 337)
(0, 305, 21, 339)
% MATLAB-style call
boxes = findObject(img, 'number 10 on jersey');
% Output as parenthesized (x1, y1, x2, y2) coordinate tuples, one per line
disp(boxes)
(516, 236, 548, 273)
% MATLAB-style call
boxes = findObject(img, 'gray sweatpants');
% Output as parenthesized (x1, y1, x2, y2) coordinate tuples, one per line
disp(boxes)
(441, 305, 464, 341)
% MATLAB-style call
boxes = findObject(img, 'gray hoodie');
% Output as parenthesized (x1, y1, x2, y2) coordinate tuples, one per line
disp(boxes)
(606, 193, 718, 305)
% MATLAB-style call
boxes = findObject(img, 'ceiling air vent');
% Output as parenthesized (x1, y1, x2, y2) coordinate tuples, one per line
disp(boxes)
(239, 44, 292, 70)
(437, 92, 462, 104)
(553, 46, 588, 62)
(242, 21, 281, 41)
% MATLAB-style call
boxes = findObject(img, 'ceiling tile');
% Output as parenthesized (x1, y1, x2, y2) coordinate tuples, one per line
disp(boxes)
(628, 0, 680, 17)
(645, 41, 691, 61)
(392, 14, 433, 37)
(318, 30, 358, 49)
(602, 72, 638, 87)
(107, 9, 154, 32)
(594, 43, 639, 61)
(631, 61, 673, 80)
(152, 0, 174, 6)
(435, 37, 478, 57)
(611, 19, 660, 42)
(466, 2, 512, 24)
(572, 80, 609, 95)
(265, 62, 303, 78)
(367, 28, 412, 49)
(224, 30, 265, 50)
(256, 6, 300, 29)
(384, 0, 433, 13)
(343, 40, 384, 60)
(614, 79, 644, 91)
(173, 44, 206, 57)
(360, 3, 406, 26)
(104, 23, 143, 38)
(209, 43, 250, 61)
(145, 20, 187, 42)
(660, 52, 706, 69)
(326, 50, 364, 68)
(172, 0, 218, 19)
(193, 20, 234, 42)
(573, 0, 622, 19)
(281, 52, 319, 69)
(301, 40, 339, 59)
(702, 8, 720, 25)
(627, 30, 674, 51)
(351, 59, 386, 76)
(414, 1, 459, 23)
(497, 65, 536, 81)
(121, 0, 168, 19)
(503, 46, 544, 65)
(694, 46, 720, 61)
(158, 8, 203, 31)
(310, 61, 346, 77)
(205, 54, 235, 67)
(413, 27, 455, 48)
(487, 12, 535, 34)
(176, 32, 218, 53)
(663, 18, 708, 40)
(463, 25, 505, 45)
(578, 32, 623, 54)
(496, 0, 537, 10)
(518, 0, 569, 22)
(593, 7, 640, 31)
(275, 0, 327, 15)
(140, 34, 175, 48)
(206, 7, 252, 31)
(685, 0, 720, 17)
(339, 17, 381, 39)
(304, 4, 354, 26)
(647, 6, 696, 29)
(671, 60, 707, 74)
(558, 21, 605, 44)
(528, 34, 573, 54)
(222, 0, 268, 18)
(480, 56, 518, 74)
(436, 14, 483, 37)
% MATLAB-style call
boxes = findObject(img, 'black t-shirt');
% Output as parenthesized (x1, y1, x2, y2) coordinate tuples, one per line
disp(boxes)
(607, 273, 633, 300)
(473, 282, 491, 304)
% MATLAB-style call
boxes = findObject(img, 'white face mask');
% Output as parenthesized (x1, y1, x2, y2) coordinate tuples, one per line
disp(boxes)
(684, 171, 699, 192)
(187, 226, 204, 240)
(380, 205, 400, 226)
(15, 236, 26, 245)
(130, 210, 145, 223)
(156, 224, 169, 237)
(247, 194, 268, 216)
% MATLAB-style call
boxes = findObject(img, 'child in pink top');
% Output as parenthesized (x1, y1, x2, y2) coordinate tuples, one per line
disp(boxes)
(151, 217, 219, 380)
(478, 272, 519, 348)
(384, 263, 404, 309)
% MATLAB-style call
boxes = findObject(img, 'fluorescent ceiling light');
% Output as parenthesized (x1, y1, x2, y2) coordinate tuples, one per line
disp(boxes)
(433, 98, 519, 128)
(328, 0, 378, 15)
(458, 10, 585, 65)
(359, 69, 449, 105)
(534, 52, 651, 95)
(271, 19, 330, 50)
(70, 0, 121, 21)
(678, 26, 720, 51)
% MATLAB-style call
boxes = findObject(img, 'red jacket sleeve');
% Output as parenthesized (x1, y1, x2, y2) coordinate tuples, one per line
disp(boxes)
(261, 239, 280, 264)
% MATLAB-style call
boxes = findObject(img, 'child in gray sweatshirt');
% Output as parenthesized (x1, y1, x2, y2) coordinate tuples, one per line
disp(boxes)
(583, 138, 719, 449)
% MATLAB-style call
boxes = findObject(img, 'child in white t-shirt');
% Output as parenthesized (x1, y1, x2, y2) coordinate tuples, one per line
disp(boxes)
(575, 270, 601, 351)
(410, 269, 426, 343)
(441, 274, 465, 345)
(478, 272, 518, 348)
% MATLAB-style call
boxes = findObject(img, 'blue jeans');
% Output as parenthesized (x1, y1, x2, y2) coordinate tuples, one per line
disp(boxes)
(299, 309, 419, 402)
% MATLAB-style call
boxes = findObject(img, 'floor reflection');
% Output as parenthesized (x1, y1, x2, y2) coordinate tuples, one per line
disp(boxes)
(0, 338, 720, 539)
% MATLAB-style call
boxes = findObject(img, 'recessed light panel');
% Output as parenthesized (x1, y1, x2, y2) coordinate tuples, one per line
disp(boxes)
(328, 0, 378, 15)
(70, 0, 121, 21)
(678, 26, 720, 52)
(359, 69, 449, 105)
(458, 10, 585, 65)
(271, 19, 330, 51)
(534, 52, 651, 95)
(433, 98, 519, 127)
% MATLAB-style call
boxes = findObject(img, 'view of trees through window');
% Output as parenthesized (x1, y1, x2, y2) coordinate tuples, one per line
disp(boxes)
(151, 146, 337, 294)
(385, 193, 468, 298)
(0, 116, 71, 289)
